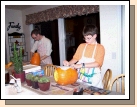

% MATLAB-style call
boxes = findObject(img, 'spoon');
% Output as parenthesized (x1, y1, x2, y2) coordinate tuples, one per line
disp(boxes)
(10, 75, 17, 80)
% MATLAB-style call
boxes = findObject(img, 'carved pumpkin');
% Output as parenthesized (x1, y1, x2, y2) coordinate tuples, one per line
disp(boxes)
(30, 53, 40, 65)
(54, 66, 78, 85)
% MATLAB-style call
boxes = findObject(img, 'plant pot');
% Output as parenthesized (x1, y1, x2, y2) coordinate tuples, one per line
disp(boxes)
(38, 82, 50, 91)
(14, 71, 25, 83)
(31, 81, 39, 89)
(26, 79, 32, 86)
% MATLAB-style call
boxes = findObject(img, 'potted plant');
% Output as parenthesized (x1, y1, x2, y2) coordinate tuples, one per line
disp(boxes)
(26, 73, 33, 86)
(10, 43, 25, 83)
(31, 75, 40, 89)
(38, 76, 50, 91)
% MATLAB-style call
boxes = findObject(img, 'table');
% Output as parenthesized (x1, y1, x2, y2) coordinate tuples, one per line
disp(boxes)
(22, 78, 79, 95)
(5, 64, 124, 95)
(21, 77, 124, 95)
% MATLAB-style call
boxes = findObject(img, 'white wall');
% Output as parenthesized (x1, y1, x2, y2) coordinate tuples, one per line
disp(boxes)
(121, 5, 125, 74)
(5, 9, 23, 62)
(100, 5, 123, 91)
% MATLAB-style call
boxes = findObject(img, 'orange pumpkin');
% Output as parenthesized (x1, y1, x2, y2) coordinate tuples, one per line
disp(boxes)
(30, 52, 40, 65)
(5, 62, 13, 69)
(54, 66, 78, 85)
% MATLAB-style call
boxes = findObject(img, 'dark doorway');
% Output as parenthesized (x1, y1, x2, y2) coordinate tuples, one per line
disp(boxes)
(65, 12, 100, 61)
(34, 20, 60, 65)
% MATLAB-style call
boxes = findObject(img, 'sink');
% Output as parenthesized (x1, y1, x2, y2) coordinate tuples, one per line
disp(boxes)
(5, 84, 39, 95)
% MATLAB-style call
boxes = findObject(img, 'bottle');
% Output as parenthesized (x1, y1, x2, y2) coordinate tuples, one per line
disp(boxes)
(22, 48, 24, 55)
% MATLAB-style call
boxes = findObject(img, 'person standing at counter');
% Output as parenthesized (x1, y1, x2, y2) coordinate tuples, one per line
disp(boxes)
(63, 24, 105, 88)
(30, 28, 53, 65)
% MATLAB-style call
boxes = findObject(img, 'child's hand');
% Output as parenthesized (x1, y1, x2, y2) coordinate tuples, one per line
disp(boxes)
(63, 60, 69, 66)
(70, 64, 81, 69)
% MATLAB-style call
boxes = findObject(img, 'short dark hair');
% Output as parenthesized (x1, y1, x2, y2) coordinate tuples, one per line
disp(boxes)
(31, 28, 41, 36)
(82, 24, 98, 36)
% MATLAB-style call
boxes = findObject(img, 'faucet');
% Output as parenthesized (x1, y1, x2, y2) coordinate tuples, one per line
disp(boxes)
(10, 75, 22, 93)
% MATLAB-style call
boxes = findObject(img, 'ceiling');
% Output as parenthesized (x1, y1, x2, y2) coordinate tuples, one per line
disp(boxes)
(5, 5, 36, 10)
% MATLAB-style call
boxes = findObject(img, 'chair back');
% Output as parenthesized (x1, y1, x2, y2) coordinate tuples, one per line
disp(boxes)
(102, 69, 112, 90)
(43, 64, 57, 77)
(109, 74, 125, 94)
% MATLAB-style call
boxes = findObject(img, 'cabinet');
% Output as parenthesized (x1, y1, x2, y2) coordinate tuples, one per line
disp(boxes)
(8, 32, 28, 62)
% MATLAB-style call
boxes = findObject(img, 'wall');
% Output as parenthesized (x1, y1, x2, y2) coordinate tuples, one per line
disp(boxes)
(121, 5, 125, 74)
(5, 9, 23, 62)
(100, 5, 123, 91)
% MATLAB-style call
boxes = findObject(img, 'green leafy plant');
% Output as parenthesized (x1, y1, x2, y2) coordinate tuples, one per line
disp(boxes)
(38, 76, 50, 83)
(26, 73, 33, 80)
(31, 75, 40, 82)
(10, 43, 23, 74)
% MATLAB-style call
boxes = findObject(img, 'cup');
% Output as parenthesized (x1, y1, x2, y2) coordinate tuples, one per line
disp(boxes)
(16, 78, 22, 93)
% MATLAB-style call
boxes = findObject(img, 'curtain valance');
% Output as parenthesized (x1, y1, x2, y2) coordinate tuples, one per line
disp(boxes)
(26, 5, 99, 25)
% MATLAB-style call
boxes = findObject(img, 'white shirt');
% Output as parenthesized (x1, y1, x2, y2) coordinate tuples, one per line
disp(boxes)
(31, 36, 52, 56)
